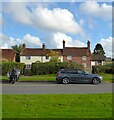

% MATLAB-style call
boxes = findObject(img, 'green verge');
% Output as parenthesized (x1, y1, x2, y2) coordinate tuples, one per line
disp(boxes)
(2, 93, 112, 118)
(99, 73, 113, 82)
(1, 73, 113, 82)
(1, 74, 56, 82)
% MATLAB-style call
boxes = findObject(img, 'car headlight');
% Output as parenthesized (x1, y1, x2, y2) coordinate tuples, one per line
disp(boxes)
(99, 76, 103, 80)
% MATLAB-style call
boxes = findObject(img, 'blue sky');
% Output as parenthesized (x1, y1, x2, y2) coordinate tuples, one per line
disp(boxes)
(1, 1, 113, 57)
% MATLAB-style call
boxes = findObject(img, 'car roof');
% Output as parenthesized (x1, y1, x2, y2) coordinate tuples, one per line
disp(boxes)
(59, 69, 82, 71)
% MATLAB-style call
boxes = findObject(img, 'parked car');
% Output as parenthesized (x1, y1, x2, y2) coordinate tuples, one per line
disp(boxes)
(56, 69, 103, 85)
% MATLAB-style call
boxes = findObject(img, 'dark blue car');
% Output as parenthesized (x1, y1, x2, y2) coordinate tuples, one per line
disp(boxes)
(56, 69, 103, 85)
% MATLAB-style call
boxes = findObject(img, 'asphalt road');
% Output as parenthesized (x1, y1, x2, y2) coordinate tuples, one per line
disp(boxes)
(1, 81, 113, 94)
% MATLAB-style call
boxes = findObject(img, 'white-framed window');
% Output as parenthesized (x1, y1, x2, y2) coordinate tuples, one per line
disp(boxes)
(45, 55, 49, 59)
(82, 56, 87, 61)
(67, 55, 72, 60)
(25, 64, 31, 69)
(26, 56, 31, 60)
(97, 61, 102, 65)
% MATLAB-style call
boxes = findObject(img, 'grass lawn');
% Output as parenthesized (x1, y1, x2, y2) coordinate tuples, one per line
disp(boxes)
(99, 73, 113, 82)
(2, 93, 112, 118)
(1, 74, 56, 82)
(1, 73, 113, 82)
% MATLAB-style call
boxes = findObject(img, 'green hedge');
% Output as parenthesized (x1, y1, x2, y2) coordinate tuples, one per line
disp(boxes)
(1, 62, 25, 75)
(92, 63, 114, 74)
(23, 69, 31, 76)
(31, 62, 84, 75)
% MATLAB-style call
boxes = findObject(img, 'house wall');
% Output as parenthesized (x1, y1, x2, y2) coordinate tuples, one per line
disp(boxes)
(20, 56, 63, 64)
(20, 56, 42, 64)
(91, 61, 105, 66)
(63, 56, 91, 68)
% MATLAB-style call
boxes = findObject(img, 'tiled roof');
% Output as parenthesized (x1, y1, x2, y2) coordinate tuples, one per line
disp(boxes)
(21, 48, 43, 56)
(63, 47, 89, 57)
(1, 49, 15, 61)
(1, 46, 91, 59)
(91, 54, 106, 61)
(21, 48, 63, 56)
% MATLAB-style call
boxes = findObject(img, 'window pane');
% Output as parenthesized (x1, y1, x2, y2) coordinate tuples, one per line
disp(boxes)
(26, 56, 31, 60)
(67, 56, 72, 60)
(77, 70, 85, 74)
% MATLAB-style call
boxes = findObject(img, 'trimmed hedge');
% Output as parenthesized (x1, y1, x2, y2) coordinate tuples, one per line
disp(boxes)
(31, 62, 84, 75)
(1, 61, 25, 75)
(23, 69, 31, 76)
(92, 63, 114, 74)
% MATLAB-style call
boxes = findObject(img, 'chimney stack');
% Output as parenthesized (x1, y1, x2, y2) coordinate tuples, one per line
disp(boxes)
(87, 40, 90, 50)
(63, 40, 65, 48)
(42, 43, 45, 49)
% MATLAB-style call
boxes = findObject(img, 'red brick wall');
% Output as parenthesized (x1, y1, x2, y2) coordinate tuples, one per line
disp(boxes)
(63, 56, 91, 68)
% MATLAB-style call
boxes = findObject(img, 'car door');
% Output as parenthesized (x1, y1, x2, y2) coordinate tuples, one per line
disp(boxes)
(69, 70, 79, 82)
(76, 70, 89, 83)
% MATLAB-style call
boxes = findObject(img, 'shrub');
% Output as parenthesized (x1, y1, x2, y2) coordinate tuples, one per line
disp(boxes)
(1, 61, 25, 75)
(31, 62, 84, 75)
(23, 69, 31, 76)
(92, 63, 114, 74)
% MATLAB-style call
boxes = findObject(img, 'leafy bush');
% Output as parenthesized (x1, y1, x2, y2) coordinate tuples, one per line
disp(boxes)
(92, 63, 114, 74)
(31, 62, 84, 75)
(23, 69, 31, 76)
(1, 61, 25, 75)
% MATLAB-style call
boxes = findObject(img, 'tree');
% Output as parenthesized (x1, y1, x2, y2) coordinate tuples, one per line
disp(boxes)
(48, 50, 60, 62)
(12, 43, 26, 62)
(93, 43, 105, 55)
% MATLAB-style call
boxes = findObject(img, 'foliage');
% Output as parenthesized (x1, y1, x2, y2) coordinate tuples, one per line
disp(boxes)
(1, 61, 25, 75)
(23, 69, 31, 76)
(92, 63, 114, 74)
(48, 50, 60, 62)
(12, 43, 26, 62)
(93, 43, 105, 55)
(31, 62, 84, 75)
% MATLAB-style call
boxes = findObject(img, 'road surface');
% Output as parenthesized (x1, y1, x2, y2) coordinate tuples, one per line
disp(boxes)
(1, 81, 113, 94)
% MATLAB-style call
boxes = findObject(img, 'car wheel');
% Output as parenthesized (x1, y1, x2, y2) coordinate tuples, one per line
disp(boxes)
(62, 78, 70, 84)
(92, 78, 100, 85)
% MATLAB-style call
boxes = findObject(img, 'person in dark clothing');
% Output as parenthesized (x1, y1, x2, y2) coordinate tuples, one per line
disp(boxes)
(9, 68, 17, 83)
(11, 68, 17, 76)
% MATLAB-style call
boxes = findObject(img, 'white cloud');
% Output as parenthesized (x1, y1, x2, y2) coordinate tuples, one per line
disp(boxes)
(79, 19, 84, 26)
(23, 34, 42, 47)
(0, 34, 16, 49)
(3, 2, 83, 34)
(1, 32, 86, 49)
(46, 32, 86, 49)
(0, 33, 42, 48)
(32, 7, 83, 34)
(99, 37, 112, 57)
(79, 1, 112, 20)
(3, 2, 32, 25)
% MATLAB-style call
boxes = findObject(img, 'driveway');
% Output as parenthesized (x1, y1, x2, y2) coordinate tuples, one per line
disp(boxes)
(1, 81, 113, 94)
